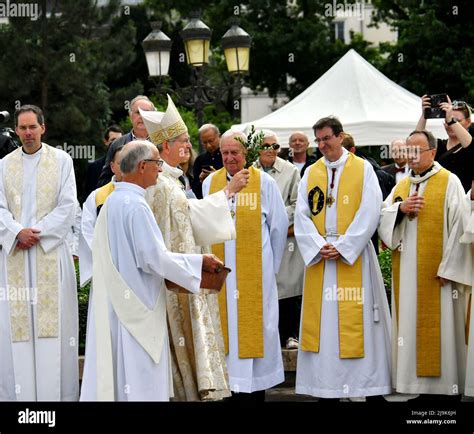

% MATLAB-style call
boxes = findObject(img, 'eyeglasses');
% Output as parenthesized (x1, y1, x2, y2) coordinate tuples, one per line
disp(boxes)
(144, 159, 164, 167)
(314, 134, 335, 144)
(261, 143, 280, 150)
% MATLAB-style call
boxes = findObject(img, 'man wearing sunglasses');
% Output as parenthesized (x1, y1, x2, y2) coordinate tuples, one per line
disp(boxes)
(417, 95, 474, 192)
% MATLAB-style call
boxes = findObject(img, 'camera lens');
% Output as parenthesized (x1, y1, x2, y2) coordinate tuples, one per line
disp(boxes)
(0, 111, 10, 123)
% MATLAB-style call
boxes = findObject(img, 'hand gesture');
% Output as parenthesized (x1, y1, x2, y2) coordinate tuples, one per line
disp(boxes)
(227, 169, 250, 195)
(400, 191, 425, 218)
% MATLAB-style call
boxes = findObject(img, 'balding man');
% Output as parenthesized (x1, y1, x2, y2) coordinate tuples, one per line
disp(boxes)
(81, 140, 224, 401)
(288, 131, 317, 176)
(382, 139, 409, 183)
(203, 130, 288, 401)
(192, 123, 224, 198)
(379, 130, 470, 400)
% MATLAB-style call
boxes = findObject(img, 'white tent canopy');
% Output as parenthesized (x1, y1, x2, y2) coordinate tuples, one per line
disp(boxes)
(233, 49, 447, 147)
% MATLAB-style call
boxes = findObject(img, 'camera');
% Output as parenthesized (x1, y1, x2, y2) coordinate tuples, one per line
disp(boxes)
(0, 111, 10, 123)
(0, 110, 20, 159)
(424, 94, 448, 119)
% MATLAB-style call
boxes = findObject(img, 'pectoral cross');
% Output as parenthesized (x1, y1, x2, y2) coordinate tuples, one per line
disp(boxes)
(326, 195, 335, 207)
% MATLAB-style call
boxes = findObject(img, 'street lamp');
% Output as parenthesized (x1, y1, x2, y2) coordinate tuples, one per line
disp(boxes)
(181, 12, 212, 67)
(141, 21, 172, 77)
(142, 14, 251, 148)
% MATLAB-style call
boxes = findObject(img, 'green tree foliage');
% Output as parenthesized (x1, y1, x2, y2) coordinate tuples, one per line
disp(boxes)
(373, 0, 474, 101)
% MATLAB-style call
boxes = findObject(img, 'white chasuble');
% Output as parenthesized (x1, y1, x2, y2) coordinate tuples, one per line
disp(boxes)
(202, 170, 288, 393)
(80, 182, 202, 401)
(0, 144, 78, 401)
(145, 169, 232, 401)
(379, 164, 469, 395)
(295, 150, 392, 398)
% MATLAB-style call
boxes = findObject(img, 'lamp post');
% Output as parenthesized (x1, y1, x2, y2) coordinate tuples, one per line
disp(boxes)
(142, 13, 251, 150)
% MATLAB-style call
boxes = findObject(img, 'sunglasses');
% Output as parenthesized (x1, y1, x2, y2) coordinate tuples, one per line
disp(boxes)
(261, 143, 280, 150)
(452, 100, 472, 116)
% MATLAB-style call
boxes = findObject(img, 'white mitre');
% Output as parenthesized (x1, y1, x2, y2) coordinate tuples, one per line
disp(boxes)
(139, 94, 188, 145)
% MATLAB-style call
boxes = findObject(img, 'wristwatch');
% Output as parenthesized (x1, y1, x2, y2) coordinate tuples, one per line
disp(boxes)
(447, 118, 457, 126)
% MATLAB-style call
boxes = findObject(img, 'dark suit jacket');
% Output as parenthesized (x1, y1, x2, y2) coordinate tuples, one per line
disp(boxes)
(381, 163, 398, 177)
(83, 156, 105, 202)
(97, 132, 133, 187)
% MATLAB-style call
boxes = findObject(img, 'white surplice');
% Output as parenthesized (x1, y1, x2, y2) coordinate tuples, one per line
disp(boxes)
(202, 170, 288, 393)
(80, 182, 203, 401)
(78, 178, 117, 287)
(0, 145, 78, 401)
(379, 164, 469, 395)
(295, 150, 392, 398)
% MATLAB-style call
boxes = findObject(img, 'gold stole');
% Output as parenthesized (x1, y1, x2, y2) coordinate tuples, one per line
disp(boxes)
(3, 145, 59, 342)
(301, 153, 365, 358)
(392, 169, 449, 377)
(210, 166, 263, 358)
(95, 181, 115, 212)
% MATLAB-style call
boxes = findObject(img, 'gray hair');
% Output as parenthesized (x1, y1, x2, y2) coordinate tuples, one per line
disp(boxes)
(408, 130, 437, 149)
(262, 129, 279, 143)
(219, 130, 246, 149)
(129, 95, 155, 114)
(199, 123, 220, 136)
(120, 140, 156, 174)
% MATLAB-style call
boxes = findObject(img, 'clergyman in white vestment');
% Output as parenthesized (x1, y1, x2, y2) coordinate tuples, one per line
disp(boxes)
(80, 140, 224, 401)
(379, 130, 470, 397)
(295, 117, 391, 399)
(203, 130, 288, 398)
(0, 105, 78, 401)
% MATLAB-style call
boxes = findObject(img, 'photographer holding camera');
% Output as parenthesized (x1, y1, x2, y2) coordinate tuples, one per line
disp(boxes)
(417, 94, 474, 192)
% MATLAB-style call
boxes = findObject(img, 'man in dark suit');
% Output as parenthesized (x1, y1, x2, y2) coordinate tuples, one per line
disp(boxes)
(97, 95, 156, 187)
(192, 123, 223, 199)
(382, 139, 409, 184)
(83, 125, 123, 201)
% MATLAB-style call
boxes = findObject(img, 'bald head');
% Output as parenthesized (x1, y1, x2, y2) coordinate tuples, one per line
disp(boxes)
(120, 141, 156, 174)
(289, 131, 309, 156)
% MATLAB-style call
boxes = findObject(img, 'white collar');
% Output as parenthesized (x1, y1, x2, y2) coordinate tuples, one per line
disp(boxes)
(408, 162, 442, 184)
(162, 160, 183, 179)
(324, 148, 349, 169)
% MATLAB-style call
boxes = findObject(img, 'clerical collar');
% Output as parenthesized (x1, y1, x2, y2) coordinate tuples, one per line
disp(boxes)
(411, 164, 435, 178)
(395, 163, 407, 170)
(162, 160, 183, 179)
(324, 148, 349, 169)
(409, 163, 441, 184)
(22, 143, 43, 156)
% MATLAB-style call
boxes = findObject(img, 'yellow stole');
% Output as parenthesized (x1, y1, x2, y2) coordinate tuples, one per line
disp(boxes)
(301, 153, 365, 358)
(392, 168, 449, 377)
(210, 166, 263, 358)
(3, 145, 59, 342)
(95, 181, 115, 213)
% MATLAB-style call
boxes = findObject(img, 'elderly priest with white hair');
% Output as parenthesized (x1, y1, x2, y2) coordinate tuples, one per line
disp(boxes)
(80, 140, 224, 401)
